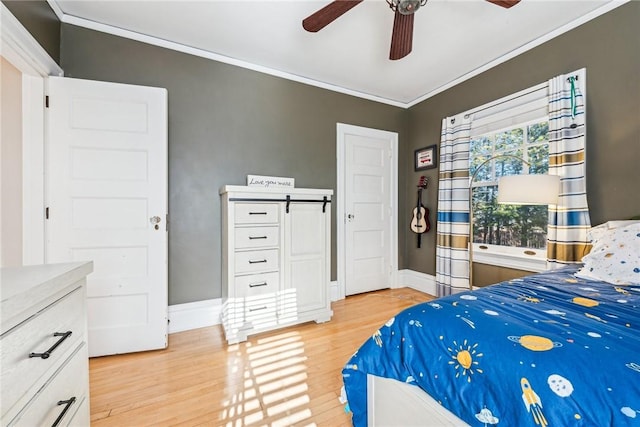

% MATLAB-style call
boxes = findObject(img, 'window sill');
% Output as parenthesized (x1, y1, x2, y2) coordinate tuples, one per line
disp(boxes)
(472, 243, 547, 273)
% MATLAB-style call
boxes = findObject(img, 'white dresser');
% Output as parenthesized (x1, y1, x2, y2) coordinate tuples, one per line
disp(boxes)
(220, 186, 333, 344)
(1, 262, 93, 426)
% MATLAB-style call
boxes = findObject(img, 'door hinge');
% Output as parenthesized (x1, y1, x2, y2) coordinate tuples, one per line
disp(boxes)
(166, 214, 170, 232)
(45, 95, 49, 108)
(45, 207, 50, 219)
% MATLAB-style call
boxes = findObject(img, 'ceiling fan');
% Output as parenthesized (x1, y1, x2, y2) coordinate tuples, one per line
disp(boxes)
(302, 0, 521, 60)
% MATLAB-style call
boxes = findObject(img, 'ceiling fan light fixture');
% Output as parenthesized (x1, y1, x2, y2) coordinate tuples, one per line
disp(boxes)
(303, 0, 516, 61)
(387, 0, 427, 15)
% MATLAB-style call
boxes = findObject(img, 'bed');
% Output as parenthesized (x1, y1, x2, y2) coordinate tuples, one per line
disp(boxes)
(342, 221, 640, 426)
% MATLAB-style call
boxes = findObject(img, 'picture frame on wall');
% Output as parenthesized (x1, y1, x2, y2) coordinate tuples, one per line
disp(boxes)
(415, 145, 437, 171)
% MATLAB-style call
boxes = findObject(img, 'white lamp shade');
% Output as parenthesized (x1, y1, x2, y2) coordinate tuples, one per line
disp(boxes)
(497, 174, 560, 205)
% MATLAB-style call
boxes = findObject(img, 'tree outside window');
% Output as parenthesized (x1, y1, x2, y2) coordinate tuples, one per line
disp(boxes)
(469, 120, 550, 250)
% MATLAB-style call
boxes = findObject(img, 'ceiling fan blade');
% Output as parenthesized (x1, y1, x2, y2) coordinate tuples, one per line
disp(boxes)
(302, 0, 363, 32)
(486, 0, 521, 8)
(389, 10, 414, 60)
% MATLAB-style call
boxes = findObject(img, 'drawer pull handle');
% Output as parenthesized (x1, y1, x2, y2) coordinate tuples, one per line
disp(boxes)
(249, 306, 267, 312)
(52, 396, 76, 427)
(29, 331, 72, 359)
(248, 259, 267, 264)
(249, 282, 268, 288)
(249, 212, 267, 215)
(249, 236, 268, 240)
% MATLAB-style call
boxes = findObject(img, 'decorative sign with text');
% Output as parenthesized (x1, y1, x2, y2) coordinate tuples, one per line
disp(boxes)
(247, 175, 295, 188)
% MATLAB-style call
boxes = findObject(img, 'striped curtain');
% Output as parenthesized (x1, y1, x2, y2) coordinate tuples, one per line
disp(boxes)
(547, 69, 592, 267)
(436, 116, 472, 296)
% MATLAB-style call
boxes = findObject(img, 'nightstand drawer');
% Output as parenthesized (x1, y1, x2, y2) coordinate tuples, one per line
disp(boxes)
(1, 287, 85, 416)
(235, 249, 279, 274)
(6, 342, 89, 427)
(235, 272, 279, 298)
(234, 226, 279, 249)
(234, 203, 279, 224)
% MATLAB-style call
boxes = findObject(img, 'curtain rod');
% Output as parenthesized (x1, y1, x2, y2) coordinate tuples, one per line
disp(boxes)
(451, 72, 580, 125)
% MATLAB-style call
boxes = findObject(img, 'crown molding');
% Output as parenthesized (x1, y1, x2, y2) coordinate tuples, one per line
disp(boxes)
(405, 0, 629, 108)
(1, 3, 63, 77)
(48, 0, 628, 109)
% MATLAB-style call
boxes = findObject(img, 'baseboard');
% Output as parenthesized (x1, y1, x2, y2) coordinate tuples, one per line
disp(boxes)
(169, 283, 340, 334)
(397, 269, 437, 296)
(166, 276, 432, 334)
(168, 298, 222, 334)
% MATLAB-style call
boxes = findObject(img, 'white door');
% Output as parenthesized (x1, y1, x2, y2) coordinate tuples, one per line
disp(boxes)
(46, 76, 168, 357)
(337, 124, 397, 296)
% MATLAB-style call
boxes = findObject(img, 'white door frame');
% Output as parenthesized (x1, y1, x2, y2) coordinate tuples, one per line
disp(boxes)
(1, 4, 63, 265)
(336, 123, 398, 300)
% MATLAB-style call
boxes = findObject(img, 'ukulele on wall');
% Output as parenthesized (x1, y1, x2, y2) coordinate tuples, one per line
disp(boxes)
(410, 176, 430, 248)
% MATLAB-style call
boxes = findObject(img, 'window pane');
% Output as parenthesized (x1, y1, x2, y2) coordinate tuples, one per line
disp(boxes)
(472, 186, 498, 244)
(500, 205, 549, 249)
(495, 128, 523, 152)
(468, 117, 549, 252)
(470, 153, 492, 182)
(470, 136, 492, 156)
(528, 145, 549, 174)
(494, 149, 523, 178)
(528, 122, 549, 144)
(472, 186, 548, 249)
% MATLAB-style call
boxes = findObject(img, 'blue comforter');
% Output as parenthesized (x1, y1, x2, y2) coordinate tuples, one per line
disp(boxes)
(342, 268, 640, 426)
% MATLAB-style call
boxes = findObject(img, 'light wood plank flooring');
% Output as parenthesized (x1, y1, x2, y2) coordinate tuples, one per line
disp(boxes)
(89, 288, 434, 426)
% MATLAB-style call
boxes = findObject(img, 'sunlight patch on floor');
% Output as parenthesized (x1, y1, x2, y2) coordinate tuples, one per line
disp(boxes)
(220, 330, 318, 426)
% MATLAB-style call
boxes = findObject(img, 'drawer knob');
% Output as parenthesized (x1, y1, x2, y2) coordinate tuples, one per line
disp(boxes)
(248, 259, 267, 264)
(29, 331, 72, 359)
(249, 236, 268, 240)
(52, 396, 76, 427)
(249, 212, 268, 215)
(249, 306, 268, 312)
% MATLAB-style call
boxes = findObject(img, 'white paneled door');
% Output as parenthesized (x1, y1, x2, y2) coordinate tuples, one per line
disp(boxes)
(46, 76, 168, 357)
(338, 124, 397, 296)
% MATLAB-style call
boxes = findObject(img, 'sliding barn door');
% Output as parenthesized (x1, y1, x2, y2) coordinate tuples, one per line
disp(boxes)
(46, 76, 168, 357)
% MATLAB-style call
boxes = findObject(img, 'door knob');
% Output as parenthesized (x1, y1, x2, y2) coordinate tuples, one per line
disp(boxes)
(347, 214, 355, 220)
(150, 216, 162, 230)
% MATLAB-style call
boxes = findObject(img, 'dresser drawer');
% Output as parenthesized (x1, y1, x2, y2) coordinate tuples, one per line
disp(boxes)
(235, 272, 279, 298)
(7, 342, 89, 427)
(234, 203, 279, 224)
(64, 395, 89, 427)
(1, 287, 85, 416)
(235, 249, 279, 274)
(235, 226, 279, 249)
(243, 298, 277, 326)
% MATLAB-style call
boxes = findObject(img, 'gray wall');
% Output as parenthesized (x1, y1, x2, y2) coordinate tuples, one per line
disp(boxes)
(404, 1, 640, 277)
(8, 1, 639, 300)
(60, 25, 407, 304)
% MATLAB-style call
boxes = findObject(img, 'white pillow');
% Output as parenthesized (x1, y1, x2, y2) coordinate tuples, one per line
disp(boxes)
(586, 220, 640, 242)
(575, 222, 640, 285)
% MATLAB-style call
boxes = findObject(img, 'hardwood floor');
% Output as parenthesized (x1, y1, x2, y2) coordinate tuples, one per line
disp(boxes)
(89, 288, 434, 426)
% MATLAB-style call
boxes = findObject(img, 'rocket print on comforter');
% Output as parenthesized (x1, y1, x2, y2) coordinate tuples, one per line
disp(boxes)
(342, 267, 640, 426)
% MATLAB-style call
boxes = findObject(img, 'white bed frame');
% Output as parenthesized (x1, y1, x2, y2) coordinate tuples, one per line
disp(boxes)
(367, 375, 470, 426)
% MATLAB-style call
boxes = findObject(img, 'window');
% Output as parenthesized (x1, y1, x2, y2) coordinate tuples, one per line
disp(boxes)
(469, 117, 550, 270)
(470, 118, 550, 243)
(460, 82, 551, 271)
